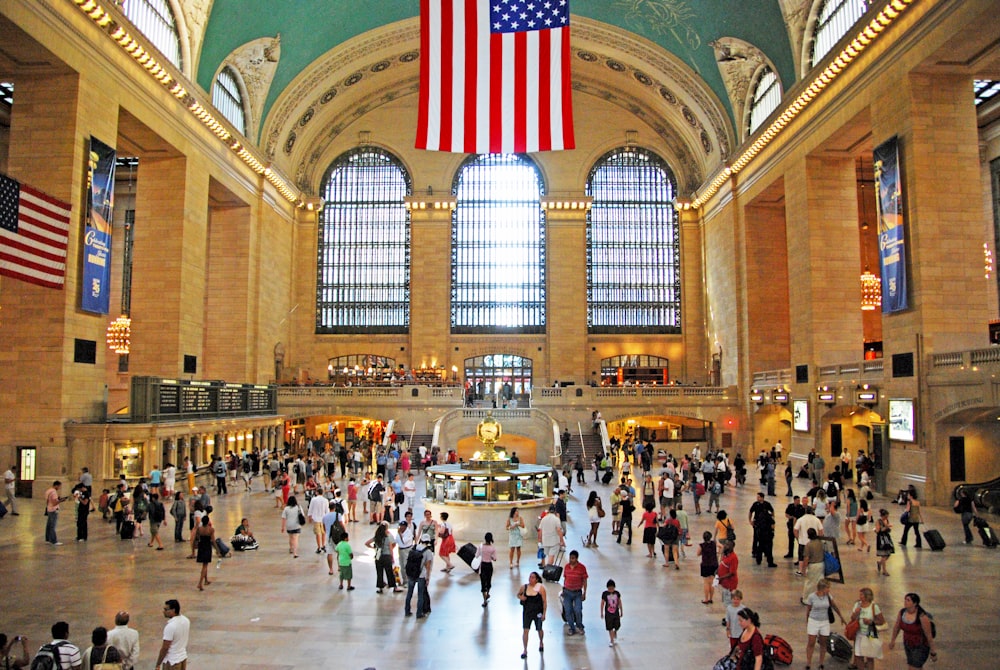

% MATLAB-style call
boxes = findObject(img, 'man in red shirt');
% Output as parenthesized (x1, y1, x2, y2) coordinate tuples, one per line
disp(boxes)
(561, 550, 589, 635)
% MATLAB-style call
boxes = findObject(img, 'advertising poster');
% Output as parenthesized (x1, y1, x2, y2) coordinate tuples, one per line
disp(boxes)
(82, 136, 115, 314)
(873, 136, 908, 313)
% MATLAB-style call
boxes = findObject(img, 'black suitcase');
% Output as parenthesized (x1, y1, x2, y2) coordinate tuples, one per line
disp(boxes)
(215, 537, 232, 557)
(542, 549, 564, 582)
(120, 520, 135, 540)
(826, 633, 852, 661)
(457, 542, 478, 569)
(0, 500, 7, 518)
(923, 529, 946, 551)
(601, 470, 613, 485)
(974, 516, 999, 547)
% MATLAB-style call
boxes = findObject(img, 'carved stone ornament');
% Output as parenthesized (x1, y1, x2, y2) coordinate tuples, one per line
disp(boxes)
(776, 0, 812, 78)
(709, 37, 772, 140)
(178, 0, 214, 76)
(227, 34, 282, 142)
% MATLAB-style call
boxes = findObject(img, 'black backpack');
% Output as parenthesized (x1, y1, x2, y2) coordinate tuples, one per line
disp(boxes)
(657, 522, 679, 544)
(368, 483, 383, 502)
(405, 547, 425, 579)
(30, 642, 65, 670)
(826, 481, 838, 498)
(328, 517, 346, 544)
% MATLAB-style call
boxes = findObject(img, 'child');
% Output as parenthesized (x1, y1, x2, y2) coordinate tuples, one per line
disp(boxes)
(98, 488, 111, 521)
(600, 579, 623, 647)
(723, 589, 745, 648)
(335, 532, 355, 590)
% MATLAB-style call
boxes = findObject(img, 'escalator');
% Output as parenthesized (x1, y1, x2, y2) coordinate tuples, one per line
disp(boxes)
(954, 476, 1000, 514)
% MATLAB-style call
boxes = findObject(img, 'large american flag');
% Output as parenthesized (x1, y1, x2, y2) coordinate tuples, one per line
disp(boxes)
(0, 174, 71, 289)
(416, 0, 575, 154)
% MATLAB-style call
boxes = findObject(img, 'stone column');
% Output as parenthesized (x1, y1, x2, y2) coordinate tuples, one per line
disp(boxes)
(543, 198, 589, 386)
(678, 207, 708, 384)
(406, 198, 455, 371)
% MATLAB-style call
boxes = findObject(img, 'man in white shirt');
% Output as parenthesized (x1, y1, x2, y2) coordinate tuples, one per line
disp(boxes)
(396, 510, 418, 588)
(3, 466, 18, 515)
(793, 506, 824, 575)
(308, 485, 331, 554)
(539, 505, 565, 565)
(39, 621, 82, 669)
(155, 599, 189, 670)
(107, 611, 140, 670)
(402, 473, 418, 513)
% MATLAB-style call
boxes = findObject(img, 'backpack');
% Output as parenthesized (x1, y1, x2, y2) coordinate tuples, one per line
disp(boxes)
(657, 522, 679, 544)
(826, 481, 838, 498)
(695, 482, 706, 497)
(328, 517, 346, 544)
(405, 546, 425, 579)
(368, 483, 383, 502)
(332, 499, 345, 515)
(711, 480, 722, 495)
(30, 642, 65, 670)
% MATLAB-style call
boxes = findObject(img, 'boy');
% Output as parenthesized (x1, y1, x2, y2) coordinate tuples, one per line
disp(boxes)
(335, 532, 355, 591)
(723, 589, 745, 648)
(600, 579, 623, 647)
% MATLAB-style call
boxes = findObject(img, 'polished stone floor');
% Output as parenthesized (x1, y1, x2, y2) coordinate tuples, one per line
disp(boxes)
(0, 470, 995, 669)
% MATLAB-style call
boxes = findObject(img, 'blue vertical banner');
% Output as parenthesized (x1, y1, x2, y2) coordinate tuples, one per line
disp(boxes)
(873, 136, 908, 313)
(82, 136, 115, 314)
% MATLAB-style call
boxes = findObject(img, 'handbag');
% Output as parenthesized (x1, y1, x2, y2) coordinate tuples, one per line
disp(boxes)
(713, 652, 738, 670)
(471, 543, 482, 571)
(876, 530, 894, 553)
(845, 618, 861, 641)
(92, 645, 122, 670)
(297, 507, 306, 526)
(900, 510, 910, 525)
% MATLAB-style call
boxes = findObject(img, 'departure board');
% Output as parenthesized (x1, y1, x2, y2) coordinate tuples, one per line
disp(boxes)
(131, 377, 278, 422)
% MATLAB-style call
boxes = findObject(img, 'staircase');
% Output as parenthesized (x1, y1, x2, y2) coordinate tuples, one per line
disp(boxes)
(561, 432, 604, 468)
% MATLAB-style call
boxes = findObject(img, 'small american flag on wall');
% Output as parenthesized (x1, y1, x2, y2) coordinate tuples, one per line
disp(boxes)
(0, 173, 71, 289)
(416, 0, 575, 154)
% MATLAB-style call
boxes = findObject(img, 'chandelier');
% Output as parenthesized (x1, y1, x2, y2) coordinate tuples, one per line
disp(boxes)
(106, 314, 132, 354)
(860, 267, 881, 311)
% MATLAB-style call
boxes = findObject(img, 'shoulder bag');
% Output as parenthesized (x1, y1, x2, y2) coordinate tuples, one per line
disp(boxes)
(92, 645, 123, 670)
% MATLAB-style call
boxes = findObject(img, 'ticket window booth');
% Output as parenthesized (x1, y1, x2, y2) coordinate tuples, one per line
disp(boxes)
(113, 442, 145, 479)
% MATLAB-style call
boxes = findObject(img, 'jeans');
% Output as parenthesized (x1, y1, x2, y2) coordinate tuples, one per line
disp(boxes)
(416, 577, 430, 616)
(405, 577, 420, 614)
(174, 516, 185, 542)
(216, 476, 227, 495)
(961, 512, 974, 543)
(562, 588, 584, 632)
(45, 510, 58, 543)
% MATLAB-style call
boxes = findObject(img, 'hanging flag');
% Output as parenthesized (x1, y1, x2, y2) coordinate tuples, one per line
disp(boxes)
(0, 173, 71, 289)
(873, 136, 908, 314)
(416, 0, 575, 154)
(81, 136, 116, 314)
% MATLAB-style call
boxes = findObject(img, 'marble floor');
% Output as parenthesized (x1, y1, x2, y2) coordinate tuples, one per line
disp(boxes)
(0, 471, 994, 669)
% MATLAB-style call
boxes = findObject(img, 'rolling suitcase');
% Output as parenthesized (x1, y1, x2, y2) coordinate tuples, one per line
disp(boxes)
(601, 470, 613, 485)
(764, 634, 793, 666)
(826, 633, 852, 661)
(215, 537, 232, 557)
(542, 549, 564, 582)
(973, 516, 999, 547)
(923, 529, 946, 551)
(119, 519, 135, 540)
(457, 542, 478, 570)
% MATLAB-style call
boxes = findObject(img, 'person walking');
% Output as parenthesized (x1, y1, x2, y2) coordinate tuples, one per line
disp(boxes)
(280, 495, 304, 558)
(475, 532, 497, 607)
(599, 579, 623, 647)
(953, 488, 976, 544)
(875, 509, 893, 576)
(617, 485, 634, 545)
(365, 521, 400, 593)
(849, 586, 886, 670)
(697, 531, 718, 604)
(585, 491, 603, 548)
(716, 539, 739, 605)
(193, 515, 218, 591)
(506, 508, 525, 565)
(3, 465, 18, 516)
(155, 599, 190, 670)
(334, 531, 355, 590)
(844, 489, 859, 545)
(889, 593, 938, 669)
(73, 484, 92, 543)
(517, 571, 548, 659)
(561, 550, 589, 636)
(170, 492, 186, 543)
(734, 608, 766, 670)
(855, 498, 872, 552)
(899, 490, 923, 549)
(801, 528, 825, 603)
(639, 503, 658, 558)
(437, 511, 456, 572)
(804, 578, 846, 670)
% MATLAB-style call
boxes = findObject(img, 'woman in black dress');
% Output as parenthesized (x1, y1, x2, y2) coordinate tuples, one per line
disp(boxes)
(696, 530, 718, 604)
(194, 515, 217, 591)
(517, 571, 547, 659)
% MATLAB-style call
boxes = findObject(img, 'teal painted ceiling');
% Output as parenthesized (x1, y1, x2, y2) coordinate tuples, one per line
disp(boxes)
(197, 0, 795, 132)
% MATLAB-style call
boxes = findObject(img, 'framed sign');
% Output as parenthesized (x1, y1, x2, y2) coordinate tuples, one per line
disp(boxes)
(793, 399, 809, 432)
(888, 398, 915, 442)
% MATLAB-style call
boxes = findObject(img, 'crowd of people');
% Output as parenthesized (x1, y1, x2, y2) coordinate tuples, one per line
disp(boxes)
(0, 434, 956, 669)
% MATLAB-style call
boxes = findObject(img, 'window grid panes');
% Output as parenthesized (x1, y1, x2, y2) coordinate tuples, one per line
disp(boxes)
(975, 80, 1000, 106)
(748, 67, 781, 135)
(212, 67, 246, 135)
(451, 154, 546, 334)
(586, 148, 680, 333)
(810, 0, 871, 68)
(316, 148, 411, 334)
(122, 0, 182, 69)
(464, 354, 533, 403)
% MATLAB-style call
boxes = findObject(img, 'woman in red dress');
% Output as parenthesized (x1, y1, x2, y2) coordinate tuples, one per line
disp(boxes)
(438, 511, 456, 572)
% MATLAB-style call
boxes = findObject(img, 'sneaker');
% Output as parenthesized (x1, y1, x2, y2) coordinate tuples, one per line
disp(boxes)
(53, 542, 63, 546)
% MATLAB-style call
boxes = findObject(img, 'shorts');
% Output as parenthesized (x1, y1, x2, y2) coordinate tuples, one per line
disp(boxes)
(314, 522, 325, 536)
(700, 564, 717, 578)
(522, 610, 543, 630)
(287, 528, 301, 535)
(605, 613, 621, 631)
(150, 522, 161, 537)
(807, 617, 831, 636)
(339, 564, 353, 581)
(372, 502, 383, 513)
(543, 543, 560, 559)
(904, 644, 930, 668)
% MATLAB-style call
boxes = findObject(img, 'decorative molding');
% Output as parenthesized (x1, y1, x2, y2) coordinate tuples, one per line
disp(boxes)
(709, 38, 775, 142)
(177, 0, 214, 76)
(226, 34, 281, 144)
(777, 0, 812, 79)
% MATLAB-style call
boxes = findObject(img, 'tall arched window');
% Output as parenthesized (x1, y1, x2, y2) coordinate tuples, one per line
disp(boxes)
(212, 66, 247, 136)
(451, 154, 546, 334)
(809, 0, 871, 68)
(316, 147, 411, 333)
(747, 67, 782, 135)
(586, 147, 680, 333)
(121, 0, 182, 69)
